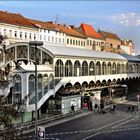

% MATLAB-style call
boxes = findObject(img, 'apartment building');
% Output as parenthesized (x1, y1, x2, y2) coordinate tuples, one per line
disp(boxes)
(0, 11, 38, 45)
(79, 23, 105, 51)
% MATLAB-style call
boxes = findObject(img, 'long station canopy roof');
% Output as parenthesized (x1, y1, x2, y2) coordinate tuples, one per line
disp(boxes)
(43, 44, 127, 60)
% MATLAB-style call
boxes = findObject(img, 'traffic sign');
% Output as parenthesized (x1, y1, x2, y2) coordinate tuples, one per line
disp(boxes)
(38, 126, 45, 139)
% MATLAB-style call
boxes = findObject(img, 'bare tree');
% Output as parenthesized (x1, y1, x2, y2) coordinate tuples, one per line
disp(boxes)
(0, 35, 21, 139)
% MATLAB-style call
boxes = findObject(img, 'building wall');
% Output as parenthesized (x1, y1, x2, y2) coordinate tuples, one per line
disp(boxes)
(0, 23, 38, 45)
(61, 95, 81, 114)
(66, 35, 87, 49)
(86, 37, 105, 51)
(120, 45, 131, 55)
(105, 38, 121, 48)
(39, 28, 66, 46)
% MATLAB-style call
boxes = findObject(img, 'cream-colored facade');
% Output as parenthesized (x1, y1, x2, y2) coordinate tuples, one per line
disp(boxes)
(86, 37, 105, 51)
(0, 23, 38, 46)
(66, 35, 87, 49)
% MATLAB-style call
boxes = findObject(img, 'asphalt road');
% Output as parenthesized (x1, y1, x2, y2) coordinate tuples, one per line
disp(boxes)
(23, 95, 140, 140)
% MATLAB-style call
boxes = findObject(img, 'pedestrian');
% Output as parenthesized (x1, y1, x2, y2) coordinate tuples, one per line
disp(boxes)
(131, 105, 135, 114)
(127, 105, 131, 113)
(94, 103, 99, 112)
(71, 104, 75, 112)
(113, 104, 116, 112)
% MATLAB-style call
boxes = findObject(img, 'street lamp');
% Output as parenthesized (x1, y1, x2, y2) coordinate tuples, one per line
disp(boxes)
(29, 41, 43, 140)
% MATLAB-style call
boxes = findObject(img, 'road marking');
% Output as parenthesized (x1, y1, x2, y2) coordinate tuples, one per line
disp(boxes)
(112, 118, 134, 128)
(47, 117, 132, 136)
(116, 123, 140, 128)
(96, 116, 132, 131)
(83, 132, 101, 140)
(82, 117, 132, 140)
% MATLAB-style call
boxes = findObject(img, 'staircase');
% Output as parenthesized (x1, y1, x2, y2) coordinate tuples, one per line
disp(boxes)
(27, 77, 69, 112)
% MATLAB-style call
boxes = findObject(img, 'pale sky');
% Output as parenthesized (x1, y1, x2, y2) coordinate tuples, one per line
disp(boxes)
(0, 1, 140, 54)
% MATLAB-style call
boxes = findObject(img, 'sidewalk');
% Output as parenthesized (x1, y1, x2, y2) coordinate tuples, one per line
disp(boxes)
(18, 109, 92, 134)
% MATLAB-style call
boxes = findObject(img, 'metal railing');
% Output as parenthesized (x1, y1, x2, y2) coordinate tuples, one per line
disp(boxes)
(14, 110, 82, 131)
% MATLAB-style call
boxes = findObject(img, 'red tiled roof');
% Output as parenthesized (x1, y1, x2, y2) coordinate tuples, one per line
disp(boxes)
(56, 24, 86, 38)
(80, 23, 102, 39)
(28, 19, 86, 38)
(28, 19, 57, 30)
(0, 11, 36, 28)
(99, 30, 121, 41)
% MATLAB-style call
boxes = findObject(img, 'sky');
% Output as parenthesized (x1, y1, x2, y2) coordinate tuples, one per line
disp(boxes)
(0, 1, 140, 54)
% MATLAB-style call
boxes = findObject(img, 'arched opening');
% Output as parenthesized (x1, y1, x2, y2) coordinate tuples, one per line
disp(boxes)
(74, 82, 81, 92)
(13, 74, 22, 104)
(117, 63, 121, 74)
(107, 62, 111, 75)
(74, 60, 81, 76)
(89, 61, 95, 75)
(95, 80, 101, 87)
(102, 62, 106, 75)
(101, 80, 106, 86)
(96, 61, 101, 75)
(55, 59, 64, 77)
(28, 74, 35, 104)
(82, 61, 88, 76)
(112, 62, 116, 74)
(65, 60, 72, 77)
(89, 81, 95, 88)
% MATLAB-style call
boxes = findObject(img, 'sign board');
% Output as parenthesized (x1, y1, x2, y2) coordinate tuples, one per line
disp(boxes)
(38, 126, 45, 139)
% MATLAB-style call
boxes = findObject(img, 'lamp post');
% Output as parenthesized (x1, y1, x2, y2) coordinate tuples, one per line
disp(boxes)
(29, 41, 43, 140)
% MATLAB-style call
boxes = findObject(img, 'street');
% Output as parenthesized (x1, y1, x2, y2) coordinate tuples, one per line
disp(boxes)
(23, 97, 140, 140)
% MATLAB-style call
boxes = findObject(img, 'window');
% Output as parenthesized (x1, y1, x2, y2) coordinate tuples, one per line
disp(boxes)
(34, 34, 36, 40)
(62, 38, 65, 43)
(4, 29, 6, 35)
(55, 37, 57, 43)
(87, 40, 89, 46)
(25, 32, 27, 39)
(48, 36, 50, 42)
(9, 30, 12, 37)
(44, 35, 46, 41)
(59, 38, 61, 43)
(40, 35, 42, 40)
(90, 40, 92, 46)
(67, 39, 69, 44)
(97, 41, 98, 46)
(73, 40, 75, 45)
(29, 33, 32, 39)
(83, 41, 85, 46)
(81, 41, 83, 46)
(52, 37, 54, 42)
(20, 32, 22, 38)
(79, 41, 80, 46)
(70, 39, 72, 45)
(15, 31, 17, 37)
